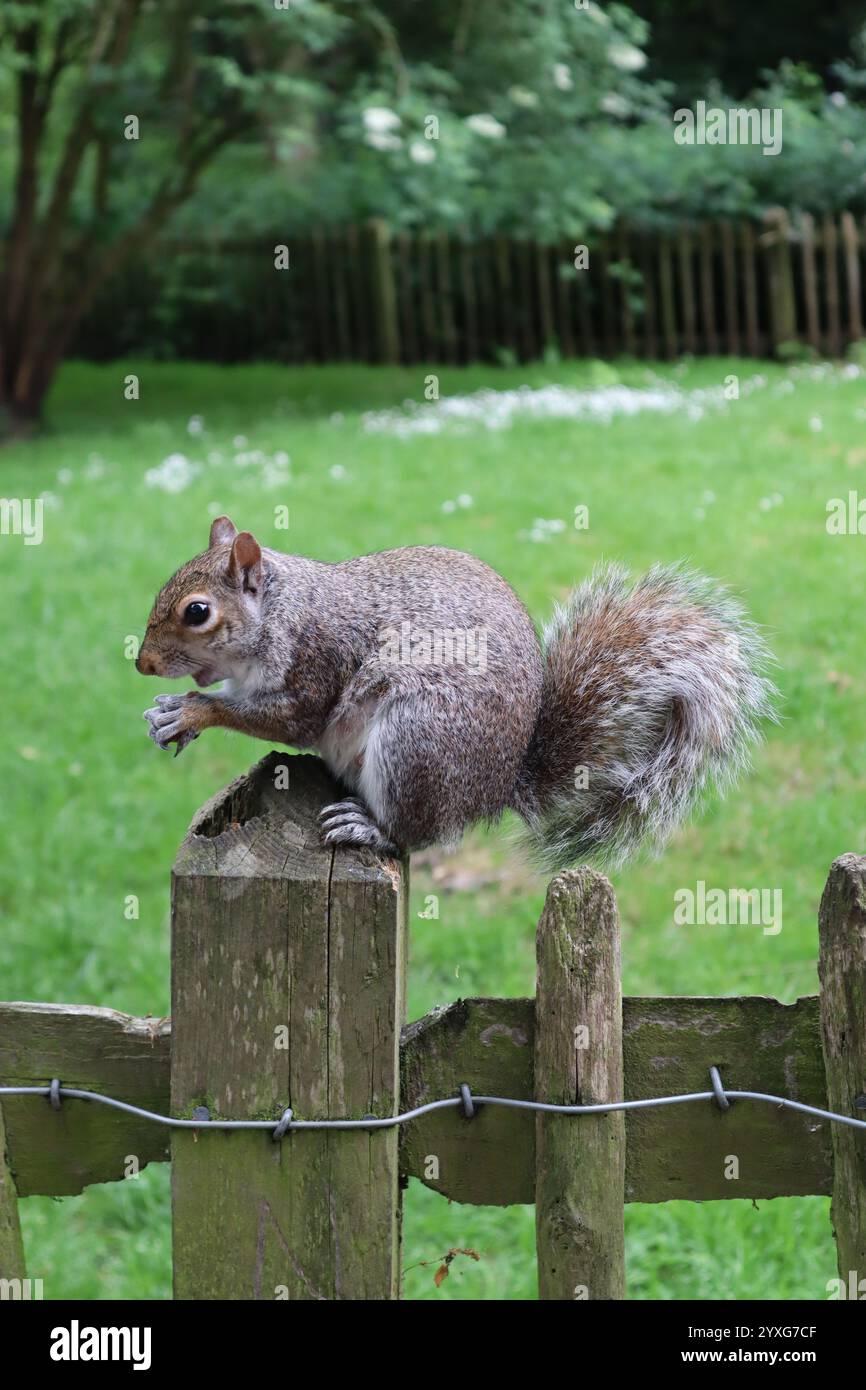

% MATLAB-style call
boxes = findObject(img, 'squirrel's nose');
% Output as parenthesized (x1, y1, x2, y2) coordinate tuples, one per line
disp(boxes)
(137, 650, 157, 675)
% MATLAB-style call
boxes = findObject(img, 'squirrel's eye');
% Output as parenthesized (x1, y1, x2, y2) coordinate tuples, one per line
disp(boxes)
(184, 602, 210, 627)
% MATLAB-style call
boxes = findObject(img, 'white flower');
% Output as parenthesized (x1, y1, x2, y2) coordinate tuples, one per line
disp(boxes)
(830, 91, 847, 107)
(262, 463, 289, 489)
(553, 64, 573, 92)
(233, 435, 247, 447)
(441, 499, 457, 513)
(57, 468, 73, 486)
(508, 86, 538, 108)
(144, 453, 199, 493)
(608, 42, 646, 72)
(809, 416, 823, 432)
(330, 464, 347, 480)
(457, 493, 473, 508)
(187, 415, 204, 436)
(366, 130, 402, 152)
(363, 106, 401, 134)
(527, 517, 566, 542)
(600, 92, 630, 118)
(360, 377, 771, 439)
(409, 139, 436, 164)
(466, 113, 506, 139)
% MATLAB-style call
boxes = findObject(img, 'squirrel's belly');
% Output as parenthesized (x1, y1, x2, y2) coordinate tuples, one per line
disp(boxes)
(317, 700, 381, 793)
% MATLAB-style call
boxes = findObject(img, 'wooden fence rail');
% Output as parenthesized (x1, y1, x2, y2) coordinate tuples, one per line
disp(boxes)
(0, 754, 864, 1299)
(79, 210, 866, 366)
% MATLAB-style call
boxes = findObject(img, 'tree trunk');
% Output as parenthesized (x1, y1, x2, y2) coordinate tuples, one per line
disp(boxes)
(0, 373, 49, 440)
(0, 336, 55, 440)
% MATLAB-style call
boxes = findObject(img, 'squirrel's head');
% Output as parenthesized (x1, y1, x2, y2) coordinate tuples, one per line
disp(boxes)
(137, 516, 265, 687)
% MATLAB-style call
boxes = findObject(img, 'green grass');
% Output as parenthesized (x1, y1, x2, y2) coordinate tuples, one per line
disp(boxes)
(2, 355, 863, 1301)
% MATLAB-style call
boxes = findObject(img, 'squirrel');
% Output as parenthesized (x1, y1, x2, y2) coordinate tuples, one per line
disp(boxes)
(137, 515, 775, 869)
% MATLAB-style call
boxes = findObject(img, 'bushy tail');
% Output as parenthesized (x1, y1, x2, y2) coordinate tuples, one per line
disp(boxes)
(517, 564, 777, 871)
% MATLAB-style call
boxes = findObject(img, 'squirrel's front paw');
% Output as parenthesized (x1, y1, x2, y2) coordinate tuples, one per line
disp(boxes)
(143, 693, 201, 757)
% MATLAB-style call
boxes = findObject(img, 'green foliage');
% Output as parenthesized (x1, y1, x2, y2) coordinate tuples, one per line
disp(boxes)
(4, 3, 866, 254)
(166, 12, 866, 241)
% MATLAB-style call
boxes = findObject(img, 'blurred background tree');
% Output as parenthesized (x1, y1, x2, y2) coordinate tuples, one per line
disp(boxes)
(4, 0, 866, 431)
(0, 0, 344, 434)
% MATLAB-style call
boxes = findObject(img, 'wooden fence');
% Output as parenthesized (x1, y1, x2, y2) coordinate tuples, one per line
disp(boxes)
(1, 752, 864, 1299)
(78, 210, 866, 366)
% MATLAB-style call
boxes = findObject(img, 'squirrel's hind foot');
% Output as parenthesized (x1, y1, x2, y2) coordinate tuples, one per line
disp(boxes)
(319, 799, 398, 855)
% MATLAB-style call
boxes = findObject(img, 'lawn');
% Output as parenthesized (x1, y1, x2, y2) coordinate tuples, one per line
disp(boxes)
(2, 355, 864, 1300)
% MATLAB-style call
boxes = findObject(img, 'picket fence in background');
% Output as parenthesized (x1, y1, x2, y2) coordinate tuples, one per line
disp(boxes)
(77, 209, 866, 365)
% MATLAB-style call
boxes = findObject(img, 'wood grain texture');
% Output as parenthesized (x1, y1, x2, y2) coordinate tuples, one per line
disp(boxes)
(170, 752, 407, 1300)
(0, 1002, 170, 1197)
(534, 870, 625, 1300)
(401, 993, 832, 1206)
(0, 1103, 25, 1280)
(818, 854, 866, 1279)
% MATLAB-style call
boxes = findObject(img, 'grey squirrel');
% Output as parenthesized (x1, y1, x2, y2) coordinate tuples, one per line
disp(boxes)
(137, 515, 775, 868)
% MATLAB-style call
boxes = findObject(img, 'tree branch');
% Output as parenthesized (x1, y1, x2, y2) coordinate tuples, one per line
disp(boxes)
(27, 110, 255, 398)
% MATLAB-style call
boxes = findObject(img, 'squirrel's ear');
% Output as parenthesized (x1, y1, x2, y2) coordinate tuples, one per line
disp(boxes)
(228, 531, 263, 594)
(209, 515, 238, 548)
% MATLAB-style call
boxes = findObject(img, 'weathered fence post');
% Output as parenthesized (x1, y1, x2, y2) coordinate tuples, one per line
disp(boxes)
(534, 869, 626, 1300)
(818, 854, 866, 1282)
(365, 218, 401, 365)
(763, 207, 797, 354)
(171, 752, 408, 1300)
(0, 1102, 25, 1281)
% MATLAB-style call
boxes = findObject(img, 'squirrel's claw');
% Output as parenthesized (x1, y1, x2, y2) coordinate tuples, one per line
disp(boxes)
(319, 800, 397, 854)
(143, 694, 200, 755)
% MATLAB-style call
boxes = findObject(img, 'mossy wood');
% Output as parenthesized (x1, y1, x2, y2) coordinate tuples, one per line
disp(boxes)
(818, 854, 866, 1278)
(0, 1102, 25, 1280)
(0, 1002, 170, 1197)
(170, 752, 407, 1300)
(534, 870, 625, 1299)
(400, 991, 831, 1206)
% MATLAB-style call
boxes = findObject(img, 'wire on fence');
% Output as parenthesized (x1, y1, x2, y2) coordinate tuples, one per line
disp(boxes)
(2, 1067, 866, 1141)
